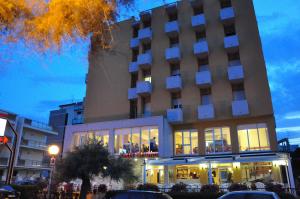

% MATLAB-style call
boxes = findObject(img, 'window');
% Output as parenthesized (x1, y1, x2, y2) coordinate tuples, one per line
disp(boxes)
(232, 83, 245, 101)
(142, 96, 151, 117)
(205, 127, 231, 154)
(220, 0, 232, 8)
(142, 43, 151, 53)
(167, 9, 178, 21)
(132, 49, 138, 62)
(73, 131, 109, 148)
(175, 130, 198, 155)
(132, 25, 139, 38)
(198, 57, 209, 72)
(143, 69, 151, 82)
(200, 88, 212, 105)
(228, 52, 241, 66)
(114, 126, 159, 154)
(196, 30, 206, 42)
(169, 36, 179, 48)
(171, 92, 182, 109)
(238, 123, 270, 152)
(129, 100, 137, 119)
(131, 73, 138, 88)
(170, 63, 180, 76)
(224, 24, 236, 36)
(193, 5, 204, 15)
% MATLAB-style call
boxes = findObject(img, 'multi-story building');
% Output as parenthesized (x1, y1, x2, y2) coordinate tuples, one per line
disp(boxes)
(48, 101, 84, 153)
(63, 0, 295, 189)
(0, 109, 58, 182)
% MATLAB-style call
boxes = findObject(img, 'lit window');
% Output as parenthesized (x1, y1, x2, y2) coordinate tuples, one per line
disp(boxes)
(238, 123, 270, 152)
(175, 130, 198, 155)
(205, 127, 231, 154)
(72, 130, 109, 148)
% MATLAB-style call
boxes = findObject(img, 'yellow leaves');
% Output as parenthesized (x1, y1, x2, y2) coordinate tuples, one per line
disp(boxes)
(0, 0, 133, 52)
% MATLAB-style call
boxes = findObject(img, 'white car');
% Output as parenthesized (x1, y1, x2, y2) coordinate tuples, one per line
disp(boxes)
(219, 191, 280, 199)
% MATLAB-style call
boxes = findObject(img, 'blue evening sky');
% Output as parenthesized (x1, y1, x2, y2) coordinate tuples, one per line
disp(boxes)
(0, 0, 299, 137)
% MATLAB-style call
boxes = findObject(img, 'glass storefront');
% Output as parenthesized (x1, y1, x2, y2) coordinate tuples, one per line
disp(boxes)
(238, 123, 270, 152)
(114, 126, 159, 155)
(205, 127, 231, 154)
(72, 130, 109, 148)
(175, 130, 198, 155)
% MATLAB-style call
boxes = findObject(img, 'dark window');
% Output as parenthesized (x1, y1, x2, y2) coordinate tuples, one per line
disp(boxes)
(193, 5, 204, 15)
(200, 88, 212, 105)
(171, 92, 182, 109)
(232, 83, 245, 101)
(170, 63, 180, 76)
(196, 30, 206, 41)
(132, 49, 139, 61)
(228, 52, 240, 61)
(142, 43, 151, 53)
(224, 24, 236, 36)
(168, 12, 178, 21)
(131, 73, 138, 88)
(129, 100, 138, 119)
(143, 19, 151, 28)
(142, 96, 151, 116)
(220, 0, 232, 8)
(198, 57, 209, 66)
(132, 26, 139, 38)
(169, 36, 179, 47)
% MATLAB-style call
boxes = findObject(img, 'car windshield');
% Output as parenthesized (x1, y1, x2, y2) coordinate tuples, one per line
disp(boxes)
(222, 193, 275, 199)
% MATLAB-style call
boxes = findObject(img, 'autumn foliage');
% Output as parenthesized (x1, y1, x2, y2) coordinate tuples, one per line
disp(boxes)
(0, 0, 133, 51)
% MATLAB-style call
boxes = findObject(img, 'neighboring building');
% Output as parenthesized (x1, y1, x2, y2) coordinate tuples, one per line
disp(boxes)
(63, 0, 295, 189)
(48, 102, 84, 152)
(0, 109, 58, 182)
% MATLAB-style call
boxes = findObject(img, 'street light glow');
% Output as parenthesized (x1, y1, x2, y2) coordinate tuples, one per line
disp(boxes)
(48, 145, 59, 155)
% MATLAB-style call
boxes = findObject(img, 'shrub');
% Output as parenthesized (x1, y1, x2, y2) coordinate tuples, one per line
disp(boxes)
(264, 182, 283, 194)
(228, 183, 248, 192)
(11, 185, 42, 199)
(136, 183, 159, 191)
(200, 184, 219, 193)
(170, 183, 188, 193)
(97, 184, 107, 193)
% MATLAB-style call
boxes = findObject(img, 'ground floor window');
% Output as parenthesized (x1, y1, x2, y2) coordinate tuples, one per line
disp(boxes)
(238, 123, 270, 152)
(205, 127, 231, 154)
(72, 130, 109, 148)
(114, 126, 159, 155)
(175, 130, 198, 155)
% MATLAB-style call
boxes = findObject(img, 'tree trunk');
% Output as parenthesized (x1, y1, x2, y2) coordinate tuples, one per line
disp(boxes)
(79, 177, 91, 199)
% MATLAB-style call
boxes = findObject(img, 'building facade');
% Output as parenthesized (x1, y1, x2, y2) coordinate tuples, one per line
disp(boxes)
(0, 109, 58, 182)
(63, 0, 295, 189)
(48, 102, 84, 153)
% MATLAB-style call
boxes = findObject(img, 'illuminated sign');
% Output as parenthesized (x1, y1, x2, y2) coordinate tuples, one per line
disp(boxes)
(0, 136, 8, 144)
(0, 118, 7, 137)
(120, 152, 159, 158)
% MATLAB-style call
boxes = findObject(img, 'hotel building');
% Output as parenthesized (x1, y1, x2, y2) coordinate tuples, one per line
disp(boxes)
(63, 0, 295, 189)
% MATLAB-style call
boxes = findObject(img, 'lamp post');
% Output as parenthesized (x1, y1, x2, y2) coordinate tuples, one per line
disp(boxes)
(47, 145, 59, 199)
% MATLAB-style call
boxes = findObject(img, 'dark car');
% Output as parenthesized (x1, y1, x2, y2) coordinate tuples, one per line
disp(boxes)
(0, 185, 20, 198)
(219, 191, 280, 199)
(105, 190, 173, 199)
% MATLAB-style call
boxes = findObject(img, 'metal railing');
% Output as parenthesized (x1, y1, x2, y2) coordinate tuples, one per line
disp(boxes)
(17, 159, 49, 168)
(30, 120, 53, 131)
(21, 139, 47, 150)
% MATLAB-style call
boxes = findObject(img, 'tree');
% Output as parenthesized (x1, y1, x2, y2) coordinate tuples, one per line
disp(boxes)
(56, 141, 137, 199)
(0, 0, 133, 51)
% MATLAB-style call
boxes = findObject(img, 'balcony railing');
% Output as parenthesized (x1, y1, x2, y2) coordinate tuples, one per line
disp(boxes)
(195, 71, 212, 87)
(220, 7, 235, 22)
(194, 40, 209, 57)
(167, 108, 183, 123)
(17, 159, 49, 168)
(129, 62, 138, 73)
(232, 100, 249, 116)
(130, 37, 139, 49)
(137, 52, 152, 69)
(128, 88, 138, 100)
(198, 104, 215, 120)
(166, 75, 182, 91)
(165, 21, 179, 37)
(29, 120, 53, 131)
(191, 14, 206, 30)
(224, 35, 239, 50)
(136, 81, 152, 96)
(165, 47, 181, 63)
(21, 139, 47, 150)
(138, 27, 152, 43)
(228, 65, 244, 82)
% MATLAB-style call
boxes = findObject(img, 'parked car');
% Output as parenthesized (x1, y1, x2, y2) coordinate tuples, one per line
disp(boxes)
(0, 185, 20, 198)
(219, 191, 280, 199)
(105, 190, 173, 199)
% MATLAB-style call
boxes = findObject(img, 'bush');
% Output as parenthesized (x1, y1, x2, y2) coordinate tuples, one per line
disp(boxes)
(11, 185, 43, 199)
(136, 183, 159, 191)
(228, 183, 248, 191)
(168, 192, 224, 199)
(264, 182, 283, 194)
(170, 183, 187, 193)
(200, 184, 219, 193)
(97, 184, 107, 193)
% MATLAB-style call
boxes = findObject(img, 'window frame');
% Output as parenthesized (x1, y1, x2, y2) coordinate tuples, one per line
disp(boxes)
(205, 127, 232, 154)
(175, 129, 198, 156)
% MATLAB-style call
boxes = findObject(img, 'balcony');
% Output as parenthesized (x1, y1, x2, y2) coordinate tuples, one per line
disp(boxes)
(198, 104, 215, 120)
(224, 35, 239, 51)
(130, 37, 139, 49)
(167, 108, 183, 123)
(195, 71, 212, 87)
(17, 159, 48, 168)
(166, 75, 182, 91)
(72, 117, 83, 125)
(228, 65, 244, 82)
(128, 88, 138, 100)
(220, 7, 235, 23)
(20, 139, 47, 150)
(193, 40, 209, 57)
(232, 100, 249, 116)
(129, 62, 138, 73)
(191, 14, 206, 30)
(165, 21, 179, 37)
(138, 27, 152, 43)
(136, 81, 152, 96)
(165, 47, 181, 63)
(137, 52, 152, 69)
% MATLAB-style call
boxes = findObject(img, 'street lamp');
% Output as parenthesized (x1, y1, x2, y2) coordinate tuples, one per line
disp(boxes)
(47, 145, 59, 199)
